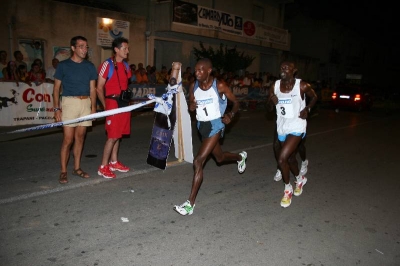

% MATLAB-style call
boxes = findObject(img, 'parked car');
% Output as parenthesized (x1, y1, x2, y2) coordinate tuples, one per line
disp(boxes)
(331, 84, 373, 111)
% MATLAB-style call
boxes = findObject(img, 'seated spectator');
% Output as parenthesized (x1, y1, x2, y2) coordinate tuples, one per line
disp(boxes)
(27, 62, 45, 86)
(182, 71, 190, 87)
(230, 75, 241, 87)
(242, 71, 253, 86)
(45, 58, 59, 83)
(136, 67, 149, 84)
(0, 50, 8, 72)
(2, 61, 20, 86)
(262, 72, 270, 88)
(32, 58, 45, 76)
(129, 64, 137, 84)
(17, 65, 31, 86)
(148, 66, 157, 84)
(252, 78, 262, 88)
(14, 50, 27, 69)
(224, 71, 234, 85)
(156, 65, 169, 84)
(136, 62, 143, 75)
(184, 66, 192, 76)
(146, 64, 152, 74)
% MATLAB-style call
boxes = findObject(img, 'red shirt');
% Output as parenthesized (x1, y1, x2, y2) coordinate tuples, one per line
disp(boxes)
(98, 59, 132, 96)
(28, 71, 45, 83)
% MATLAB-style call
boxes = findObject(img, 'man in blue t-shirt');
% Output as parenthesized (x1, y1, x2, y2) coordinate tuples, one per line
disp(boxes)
(53, 35, 98, 184)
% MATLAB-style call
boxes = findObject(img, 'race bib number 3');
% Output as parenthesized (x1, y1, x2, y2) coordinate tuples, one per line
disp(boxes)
(276, 97, 295, 118)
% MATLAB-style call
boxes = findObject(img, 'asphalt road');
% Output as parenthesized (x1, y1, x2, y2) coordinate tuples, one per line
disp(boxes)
(0, 107, 399, 266)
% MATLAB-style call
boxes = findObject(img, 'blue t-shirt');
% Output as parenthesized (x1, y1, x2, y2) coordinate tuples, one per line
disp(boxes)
(54, 58, 97, 96)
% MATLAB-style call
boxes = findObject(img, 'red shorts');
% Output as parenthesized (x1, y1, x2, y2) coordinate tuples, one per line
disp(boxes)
(105, 99, 131, 138)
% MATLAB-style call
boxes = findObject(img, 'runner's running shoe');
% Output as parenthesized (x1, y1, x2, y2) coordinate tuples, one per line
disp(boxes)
(98, 165, 116, 179)
(174, 200, 195, 216)
(274, 169, 282, 181)
(294, 175, 307, 196)
(109, 161, 130, 172)
(237, 151, 247, 174)
(300, 159, 308, 176)
(281, 183, 293, 208)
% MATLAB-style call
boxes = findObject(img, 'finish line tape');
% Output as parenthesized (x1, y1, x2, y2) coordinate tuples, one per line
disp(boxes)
(2, 99, 156, 134)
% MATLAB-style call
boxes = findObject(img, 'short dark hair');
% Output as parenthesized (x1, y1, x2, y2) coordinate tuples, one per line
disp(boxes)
(17, 64, 26, 71)
(13, 50, 22, 58)
(30, 62, 40, 69)
(197, 58, 212, 69)
(70, 36, 88, 47)
(112, 37, 129, 53)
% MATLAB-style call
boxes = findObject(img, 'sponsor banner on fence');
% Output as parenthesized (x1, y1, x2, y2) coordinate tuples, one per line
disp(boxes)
(0, 82, 55, 126)
(129, 83, 268, 100)
(0, 82, 268, 126)
(134, 83, 269, 110)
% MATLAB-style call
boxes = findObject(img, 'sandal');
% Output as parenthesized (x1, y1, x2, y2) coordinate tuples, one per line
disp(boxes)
(72, 168, 90, 179)
(59, 172, 68, 184)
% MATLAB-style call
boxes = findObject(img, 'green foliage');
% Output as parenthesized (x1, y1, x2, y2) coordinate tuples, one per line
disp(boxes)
(192, 42, 255, 73)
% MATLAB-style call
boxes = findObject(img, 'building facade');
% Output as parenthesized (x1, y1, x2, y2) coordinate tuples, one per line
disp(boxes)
(2, 0, 311, 79)
(1, 0, 147, 71)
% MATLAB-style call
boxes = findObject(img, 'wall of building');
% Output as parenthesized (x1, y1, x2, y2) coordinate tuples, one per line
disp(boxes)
(2, 0, 147, 69)
(116, 0, 290, 74)
(1, 0, 294, 77)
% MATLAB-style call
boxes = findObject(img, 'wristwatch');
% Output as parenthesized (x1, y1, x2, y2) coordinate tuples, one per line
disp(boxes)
(54, 108, 61, 112)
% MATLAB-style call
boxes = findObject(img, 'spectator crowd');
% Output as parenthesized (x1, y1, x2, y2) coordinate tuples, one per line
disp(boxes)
(0, 47, 281, 93)
(0, 49, 59, 87)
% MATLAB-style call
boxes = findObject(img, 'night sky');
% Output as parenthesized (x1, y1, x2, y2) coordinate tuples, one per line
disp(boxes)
(285, 1, 395, 43)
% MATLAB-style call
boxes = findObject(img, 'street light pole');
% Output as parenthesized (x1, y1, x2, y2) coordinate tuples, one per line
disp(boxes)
(145, 31, 151, 66)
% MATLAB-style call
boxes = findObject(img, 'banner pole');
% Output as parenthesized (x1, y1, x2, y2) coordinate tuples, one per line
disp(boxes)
(177, 87, 184, 162)
(170, 62, 184, 162)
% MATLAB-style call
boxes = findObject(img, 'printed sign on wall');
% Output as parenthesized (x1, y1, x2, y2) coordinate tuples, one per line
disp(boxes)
(172, 0, 288, 46)
(97, 17, 130, 47)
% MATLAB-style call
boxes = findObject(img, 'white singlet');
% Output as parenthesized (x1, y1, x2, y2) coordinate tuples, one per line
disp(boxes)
(194, 79, 227, 122)
(274, 79, 306, 136)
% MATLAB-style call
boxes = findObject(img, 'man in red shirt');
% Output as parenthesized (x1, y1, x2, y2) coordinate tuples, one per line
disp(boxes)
(96, 37, 132, 178)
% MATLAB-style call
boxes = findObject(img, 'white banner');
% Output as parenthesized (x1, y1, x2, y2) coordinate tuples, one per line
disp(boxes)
(0, 82, 55, 126)
(197, 5, 243, 36)
(172, 0, 288, 46)
(245, 20, 289, 45)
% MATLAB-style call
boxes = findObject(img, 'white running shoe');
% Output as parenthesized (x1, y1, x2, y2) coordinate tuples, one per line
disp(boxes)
(300, 159, 308, 176)
(281, 183, 293, 208)
(237, 151, 247, 174)
(174, 200, 195, 216)
(294, 176, 307, 196)
(274, 169, 282, 181)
